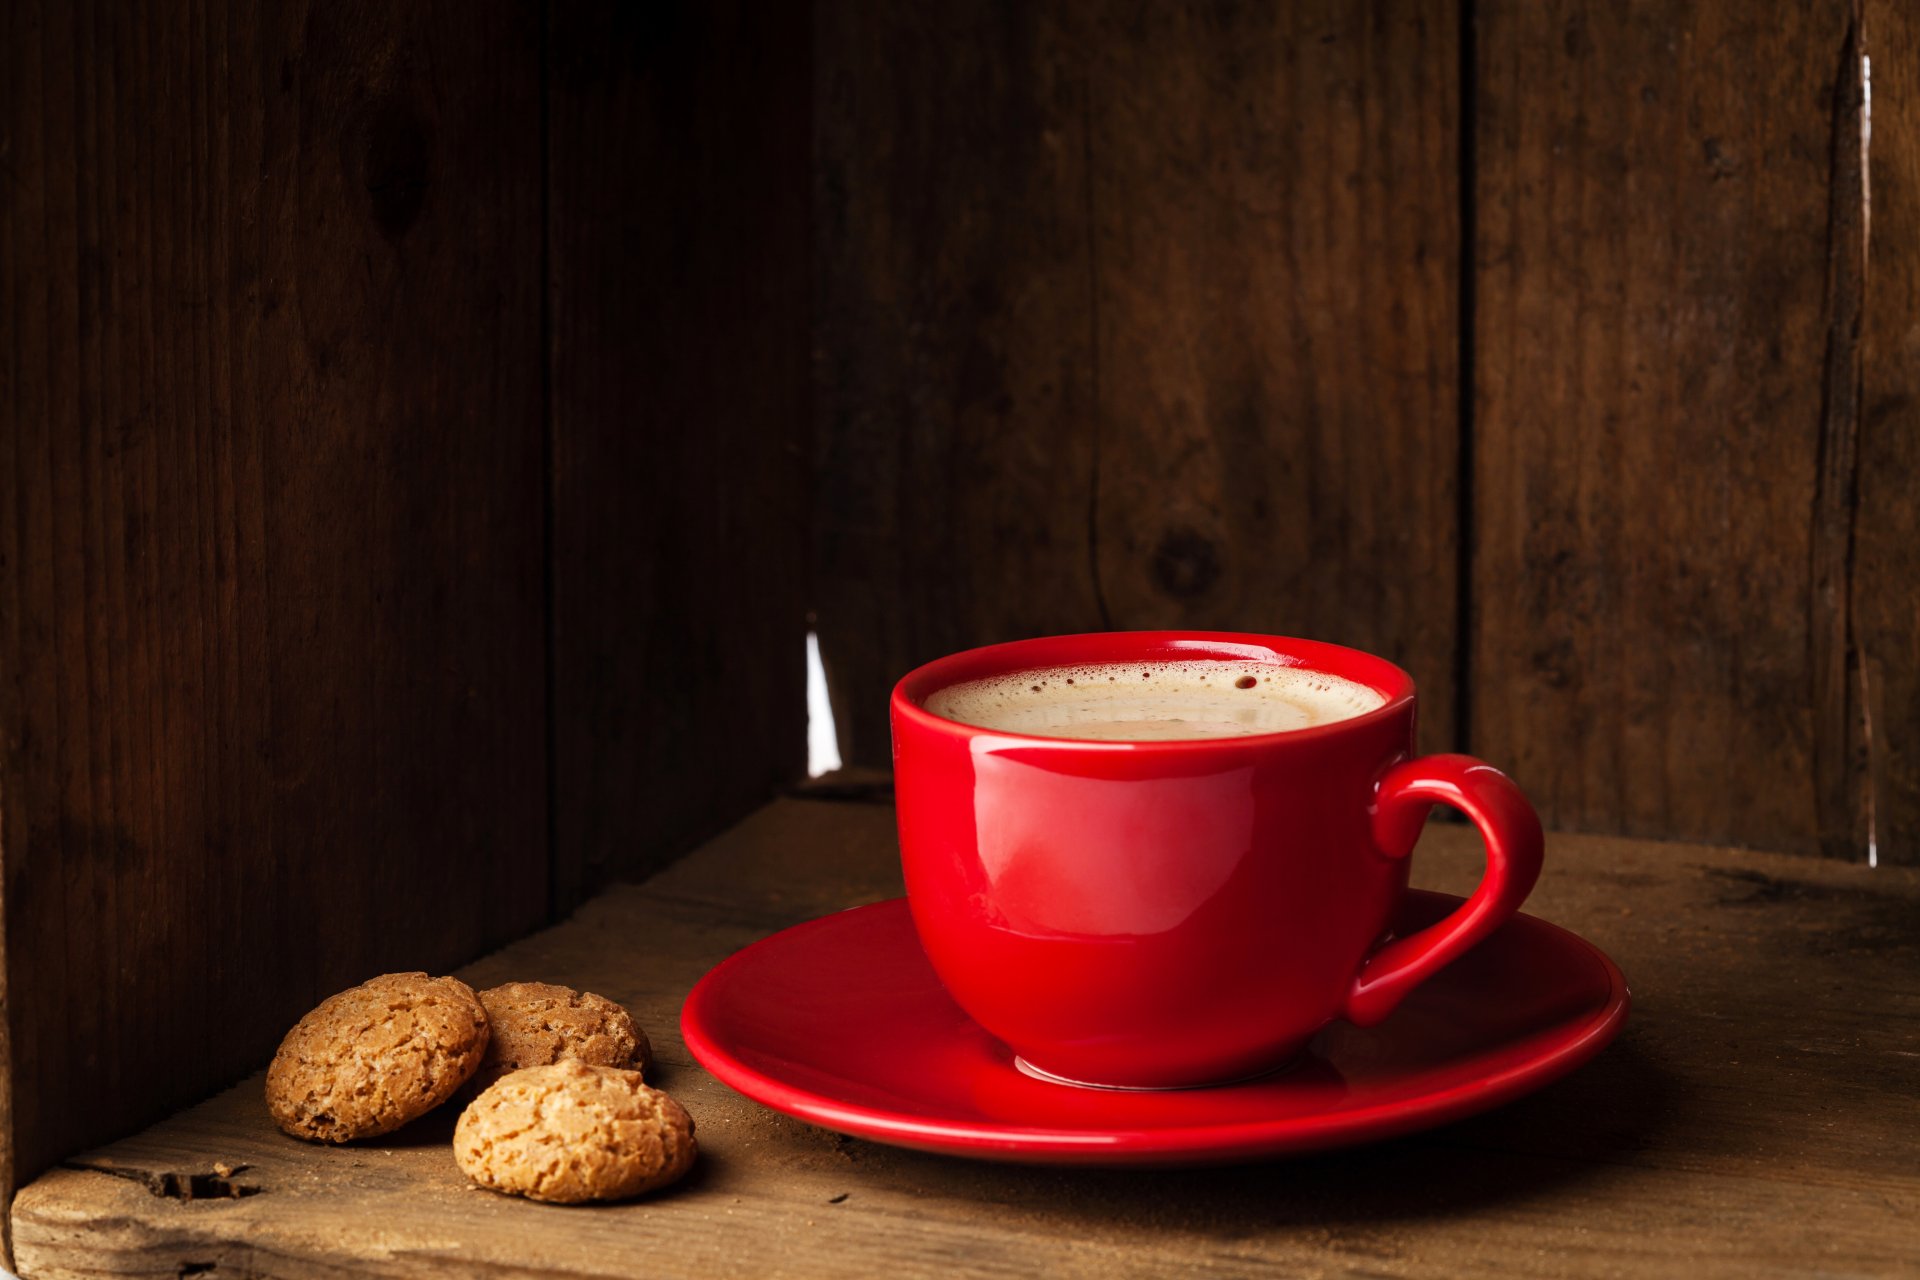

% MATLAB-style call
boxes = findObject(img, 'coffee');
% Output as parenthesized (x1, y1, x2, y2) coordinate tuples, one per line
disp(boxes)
(925, 660, 1385, 741)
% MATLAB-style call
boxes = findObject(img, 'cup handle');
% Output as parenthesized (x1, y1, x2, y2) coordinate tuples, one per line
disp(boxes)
(1344, 753, 1545, 1027)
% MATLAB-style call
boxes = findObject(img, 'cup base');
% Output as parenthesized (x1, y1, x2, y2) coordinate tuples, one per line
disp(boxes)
(1012, 1053, 1303, 1092)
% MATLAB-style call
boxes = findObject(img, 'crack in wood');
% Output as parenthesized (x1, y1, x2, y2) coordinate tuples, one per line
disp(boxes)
(1810, 8, 1869, 860)
(1860, 648, 1881, 867)
(63, 1160, 263, 1202)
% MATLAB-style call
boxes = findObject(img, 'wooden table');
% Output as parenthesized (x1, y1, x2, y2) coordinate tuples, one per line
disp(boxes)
(13, 797, 1919, 1277)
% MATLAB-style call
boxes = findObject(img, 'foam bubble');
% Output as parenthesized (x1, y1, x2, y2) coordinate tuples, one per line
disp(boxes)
(924, 659, 1386, 741)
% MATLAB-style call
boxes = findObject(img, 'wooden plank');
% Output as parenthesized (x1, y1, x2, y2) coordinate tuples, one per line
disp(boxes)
(1471, 1, 1848, 854)
(1083, 2, 1462, 758)
(548, 0, 810, 908)
(0, 0, 548, 1250)
(15, 798, 1919, 1277)
(813, 2, 1461, 767)
(1856, 0, 1920, 864)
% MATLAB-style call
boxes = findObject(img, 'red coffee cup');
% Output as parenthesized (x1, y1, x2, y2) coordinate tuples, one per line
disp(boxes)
(891, 631, 1544, 1089)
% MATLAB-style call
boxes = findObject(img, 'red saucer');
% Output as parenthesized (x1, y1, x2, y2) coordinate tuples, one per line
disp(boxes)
(681, 891, 1628, 1165)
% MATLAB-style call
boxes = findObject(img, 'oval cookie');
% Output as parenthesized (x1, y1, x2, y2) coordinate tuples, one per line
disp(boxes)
(472, 981, 651, 1091)
(265, 971, 490, 1143)
(454, 1060, 696, 1203)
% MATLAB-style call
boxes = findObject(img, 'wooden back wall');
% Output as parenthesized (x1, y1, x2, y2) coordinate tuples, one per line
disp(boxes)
(813, 0, 1917, 868)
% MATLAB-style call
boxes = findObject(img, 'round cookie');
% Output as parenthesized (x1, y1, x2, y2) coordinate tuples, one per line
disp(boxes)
(454, 1060, 696, 1203)
(265, 971, 489, 1143)
(472, 981, 651, 1092)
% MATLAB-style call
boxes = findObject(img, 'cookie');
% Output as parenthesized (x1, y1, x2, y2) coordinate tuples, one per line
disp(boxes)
(453, 1060, 696, 1203)
(471, 981, 651, 1092)
(265, 971, 490, 1143)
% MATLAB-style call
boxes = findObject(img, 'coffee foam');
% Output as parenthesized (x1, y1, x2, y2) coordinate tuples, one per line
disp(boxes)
(923, 659, 1386, 741)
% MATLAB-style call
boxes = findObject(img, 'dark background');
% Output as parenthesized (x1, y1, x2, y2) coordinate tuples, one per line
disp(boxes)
(2, 0, 1913, 1245)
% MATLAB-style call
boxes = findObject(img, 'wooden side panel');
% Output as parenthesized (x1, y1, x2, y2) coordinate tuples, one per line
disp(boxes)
(1857, 0, 1920, 864)
(1471, 1, 1845, 853)
(814, 2, 1461, 766)
(547, 0, 811, 907)
(0, 0, 548, 1232)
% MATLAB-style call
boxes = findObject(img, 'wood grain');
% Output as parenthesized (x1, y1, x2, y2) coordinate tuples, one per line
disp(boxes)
(14, 798, 1919, 1278)
(0, 0, 548, 1248)
(1471, 1, 1847, 854)
(1856, 0, 1920, 864)
(813, 1, 1460, 766)
(547, 0, 810, 908)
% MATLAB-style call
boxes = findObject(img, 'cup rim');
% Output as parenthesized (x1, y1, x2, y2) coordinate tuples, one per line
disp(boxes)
(890, 630, 1418, 752)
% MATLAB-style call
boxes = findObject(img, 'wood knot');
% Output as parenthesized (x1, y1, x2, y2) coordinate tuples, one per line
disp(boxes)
(363, 96, 431, 239)
(1151, 528, 1221, 600)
